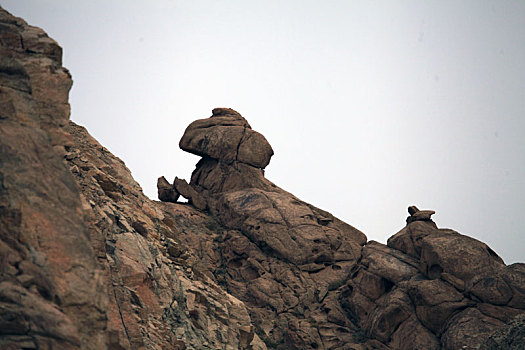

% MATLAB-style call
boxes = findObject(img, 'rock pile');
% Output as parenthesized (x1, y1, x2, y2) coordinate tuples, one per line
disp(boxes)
(341, 206, 525, 349)
(159, 108, 525, 349)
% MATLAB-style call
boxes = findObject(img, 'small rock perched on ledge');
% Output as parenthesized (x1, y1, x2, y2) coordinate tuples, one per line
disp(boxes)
(157, 176, 207, 210)
(406, 205, 436, 223)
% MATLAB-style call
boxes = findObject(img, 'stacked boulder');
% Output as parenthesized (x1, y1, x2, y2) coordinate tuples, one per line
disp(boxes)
(158, 107, 274, 211)
(159, 109, 525, 349)
(180, 107, 274, 169)
(159, 109, 369, 348)
(341, 206, 525, 349)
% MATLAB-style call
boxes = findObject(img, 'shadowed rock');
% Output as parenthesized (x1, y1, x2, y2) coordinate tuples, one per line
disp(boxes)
(157, 176, 179, 203)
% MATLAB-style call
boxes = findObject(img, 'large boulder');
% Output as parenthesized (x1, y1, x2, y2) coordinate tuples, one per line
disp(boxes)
(179, 108, 274, 169)
(342, 206, 525, 349)
(441, 308, 504, 349)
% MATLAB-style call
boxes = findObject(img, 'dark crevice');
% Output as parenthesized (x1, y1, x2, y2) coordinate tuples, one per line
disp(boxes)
(234, 126, 247, 162)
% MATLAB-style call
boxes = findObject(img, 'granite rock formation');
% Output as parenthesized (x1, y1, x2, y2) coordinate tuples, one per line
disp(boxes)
(1, 6, 524, 350)
(160, 111, 525, 349)
(0, 7, 264, 350)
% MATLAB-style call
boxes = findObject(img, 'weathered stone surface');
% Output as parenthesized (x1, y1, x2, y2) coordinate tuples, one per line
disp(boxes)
(342, 207, 525, 349)
(0, 8, 107, 349)
(502, 263, 525, 309)
(157, 175, 180, 202)
(441, 308, 504, 349)
(364, 289, 413, 343)
(389, 315, 440, 350)
(179, 108, 273, 168)
(477, 303, 524, 323)
(469, 271, 514, 305)
(483, 313, 525, 350)
(64, 121, 265, 349)
(173, 177, 207, 210)
(2, 7, 525, 350)
(361, 241, 419, 284)
(407, 278, 471, 334)
(215, 188, 364, 265)
(0, 7, 264, 349)
(387, 220, 439, 258)
(406, 206, 436, 224)
(419, 229, 505, 282)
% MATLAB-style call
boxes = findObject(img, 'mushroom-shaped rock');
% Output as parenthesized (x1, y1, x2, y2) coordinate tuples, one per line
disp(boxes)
(179, 108, 274, 168)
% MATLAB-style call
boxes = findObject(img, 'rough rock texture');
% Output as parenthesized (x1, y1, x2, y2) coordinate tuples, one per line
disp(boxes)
(63, 122, 265, 349)
(0, 7, 264, 350)
(2, 7, 524, 350)
(164, 113, 525, 349)
(0, 8, 106, 349)
(339, 208, 525, 349)
(179, 108, 274, 169)
(482, 314, 525, 350)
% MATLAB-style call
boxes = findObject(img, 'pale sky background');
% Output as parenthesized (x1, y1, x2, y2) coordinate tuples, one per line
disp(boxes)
(3, 1, 523, 263)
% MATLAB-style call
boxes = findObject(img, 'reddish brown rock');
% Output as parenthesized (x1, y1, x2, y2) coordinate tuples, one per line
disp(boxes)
(419, 229, 505, 282)
(441, 308, 504, 349)
(364, 289, 413, 343)
(0, 8, 107, 349)
(360, 241, 419, 284)
(387, 220, 439, 258)
(406, 278, 472, 334)
(2, 7, 525, 350)
(173, 177, 207, 210)
(343, 206, 525, 349)
(179, 108, 273, 168)
(157, 175, 180, 203)
(389, 315, 440, 350)
(0, 7, 265, 350)
(64, 122, 265, 350)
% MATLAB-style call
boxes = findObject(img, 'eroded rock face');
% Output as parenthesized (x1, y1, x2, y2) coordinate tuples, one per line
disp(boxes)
(340, 207, 525, 349)
(164, 108, 371, 348)
(0, 8, 106, 349)
(163, 110, 525, 348)
(179, 108, 274, 169)
(2, 6, 524, 350)
(1, 7, 264, 350)
(62, 114, 266, 350)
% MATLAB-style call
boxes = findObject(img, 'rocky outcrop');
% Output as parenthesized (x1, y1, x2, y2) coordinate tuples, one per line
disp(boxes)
(2, 6, 524, 350)
(0, 7, 106, 349)
(0, 7, 264, 350)
(160, 112, 525, 349)
(179, 108, 274, 169)
(63, 122, 265, 349)
(483, 313, 525, 350)
(340, 207, 525, 349)
(161, 108, 370, 349)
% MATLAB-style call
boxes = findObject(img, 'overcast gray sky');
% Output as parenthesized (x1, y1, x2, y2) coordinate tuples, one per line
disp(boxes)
(3, 1, 523, 263)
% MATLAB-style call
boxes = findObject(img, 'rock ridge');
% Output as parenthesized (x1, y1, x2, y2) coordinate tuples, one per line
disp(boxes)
(1, 7, 524, 350)
(159, 108, 525, 349)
